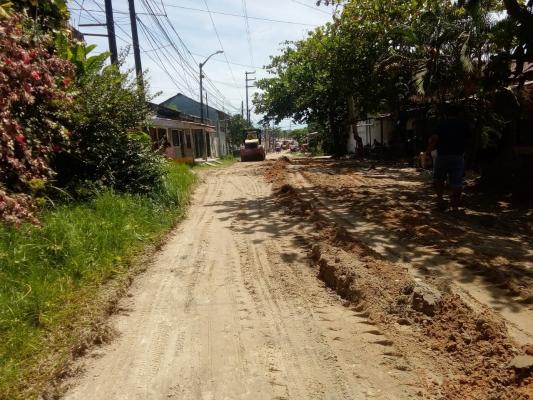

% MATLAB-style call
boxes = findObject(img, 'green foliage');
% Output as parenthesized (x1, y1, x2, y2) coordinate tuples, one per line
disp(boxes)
(0, 14, 74, 224)
(227, 114, 252, 148)
(55, 47, 162, 195)
(0, 162, 196, 399)
(10, 0, 69, 31)
(256, 0, 527, 158)
(287, 127, 309, 144)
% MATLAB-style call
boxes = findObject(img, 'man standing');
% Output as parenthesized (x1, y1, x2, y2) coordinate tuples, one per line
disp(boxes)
(427, 105, 469, 211)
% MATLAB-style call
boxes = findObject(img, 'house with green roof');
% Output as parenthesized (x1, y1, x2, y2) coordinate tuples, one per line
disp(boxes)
(160, 93, 230, 158)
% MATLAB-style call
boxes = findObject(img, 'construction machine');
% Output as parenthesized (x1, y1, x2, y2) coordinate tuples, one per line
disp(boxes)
(240, 129, 265, 162)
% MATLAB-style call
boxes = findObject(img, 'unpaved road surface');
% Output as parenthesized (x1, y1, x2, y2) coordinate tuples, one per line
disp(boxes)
(64, 163, 424, 400)
(283, 159, 533, 345)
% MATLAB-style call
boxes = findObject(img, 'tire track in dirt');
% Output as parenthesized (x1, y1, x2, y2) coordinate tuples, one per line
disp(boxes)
(63, 162, 425, 400)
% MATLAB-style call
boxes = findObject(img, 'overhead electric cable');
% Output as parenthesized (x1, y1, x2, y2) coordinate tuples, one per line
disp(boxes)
(161, 3, 318, 26)
(140, 2, 239, 111)
(72, 0, 240, 112)
(201, 0, 240, 91)
(241, 0, 254, 66)
(290, 0, 331, 15)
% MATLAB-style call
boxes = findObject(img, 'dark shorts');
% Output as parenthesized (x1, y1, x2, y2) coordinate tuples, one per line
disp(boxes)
(433, 154, 464, 188)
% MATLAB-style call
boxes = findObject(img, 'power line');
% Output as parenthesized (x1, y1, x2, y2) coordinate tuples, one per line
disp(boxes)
(136, 18, 195, 95)
(290, 0, 331, 15)
(189, 52, 264, 69)
(141, 0, 239, 111)
(162, 3, 318, 27)
(201, 0, 240, 92)
(241, 0, 254, 66)
(71, 0, 240, 113)
(74, 0, 194, 99)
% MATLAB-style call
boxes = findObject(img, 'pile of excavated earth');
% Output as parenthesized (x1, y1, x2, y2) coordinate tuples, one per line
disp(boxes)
(263, 158, 533, 400)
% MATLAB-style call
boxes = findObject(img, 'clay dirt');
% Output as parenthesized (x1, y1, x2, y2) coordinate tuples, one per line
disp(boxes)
(59, 157, 532, 400)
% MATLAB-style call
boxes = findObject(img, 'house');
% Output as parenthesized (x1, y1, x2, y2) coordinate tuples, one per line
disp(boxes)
(347, 114, 396, 151)
(148, 103, 217, 163)
(347, 110, 427, 157)
(159, 93, 231, 158)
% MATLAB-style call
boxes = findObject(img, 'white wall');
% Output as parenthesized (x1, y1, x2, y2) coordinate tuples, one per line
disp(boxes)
(347, 118, 395, 152)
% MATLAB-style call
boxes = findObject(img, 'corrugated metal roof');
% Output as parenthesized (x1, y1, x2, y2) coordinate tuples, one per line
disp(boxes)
(159, 93, 229, 122)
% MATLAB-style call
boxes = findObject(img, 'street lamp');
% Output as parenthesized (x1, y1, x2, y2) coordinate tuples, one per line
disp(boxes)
(200, 50, 223, 123)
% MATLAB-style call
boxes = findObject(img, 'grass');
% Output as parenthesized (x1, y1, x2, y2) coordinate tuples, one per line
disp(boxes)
(291, 149, 325, 158)
(192, 155, 238, 170)
(0, 163, 196, 399)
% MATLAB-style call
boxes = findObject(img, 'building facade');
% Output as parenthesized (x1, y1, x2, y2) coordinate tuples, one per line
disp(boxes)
(148, 103, 217, 162)
(159, 93, 230, 158)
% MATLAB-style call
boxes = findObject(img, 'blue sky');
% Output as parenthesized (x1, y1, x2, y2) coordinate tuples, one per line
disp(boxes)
(68, 0, 335, 128)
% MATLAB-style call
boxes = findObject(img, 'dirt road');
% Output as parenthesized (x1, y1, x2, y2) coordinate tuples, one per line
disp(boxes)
(64, 163, 425, 400)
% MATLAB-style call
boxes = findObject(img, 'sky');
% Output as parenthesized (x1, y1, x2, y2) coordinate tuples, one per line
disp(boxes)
(68, 0, 335, 129)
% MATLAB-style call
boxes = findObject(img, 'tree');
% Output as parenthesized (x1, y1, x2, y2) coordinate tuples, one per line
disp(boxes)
(56, 47, 162, 195)
(256, 0, 520, 159)
(288, 127, 309, 144)
(0, 14, 73, 224)
(227, 114, 252, 149)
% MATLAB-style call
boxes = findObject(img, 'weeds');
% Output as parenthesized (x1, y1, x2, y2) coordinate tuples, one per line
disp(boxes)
(192, 155, 238, 170)
(0, 163, 196, 399)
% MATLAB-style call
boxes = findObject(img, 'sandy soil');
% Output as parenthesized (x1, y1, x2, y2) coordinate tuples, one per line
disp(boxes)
(279, 158, 533, 345)
(62, 163, 427, 400)
(263, 156, 533, 399)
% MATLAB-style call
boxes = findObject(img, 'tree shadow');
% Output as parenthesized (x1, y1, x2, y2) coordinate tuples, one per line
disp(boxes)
(284, 158, 533, 313)
(204, 191, 309, 266)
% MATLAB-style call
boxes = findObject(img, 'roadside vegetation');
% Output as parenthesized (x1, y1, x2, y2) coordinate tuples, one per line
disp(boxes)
(0, 163, 195, 399)
(0, 2, 197, 398)
(254, 0, 532, 193)
(192, 155, 238, 171)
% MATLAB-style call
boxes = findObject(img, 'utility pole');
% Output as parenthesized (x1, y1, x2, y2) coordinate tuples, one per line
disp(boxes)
(205, 91, 209, 121)
(200, 50, 223, 123)
(127, 0, 142, 79)
(245, 71, 256, 125)
(241, 101, 244, 119)
(104, 0, 118, 64)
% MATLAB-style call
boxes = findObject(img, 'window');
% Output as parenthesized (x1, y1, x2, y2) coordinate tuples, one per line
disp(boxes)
(186, 134, 192, 148)
(171, 129, 181, 147)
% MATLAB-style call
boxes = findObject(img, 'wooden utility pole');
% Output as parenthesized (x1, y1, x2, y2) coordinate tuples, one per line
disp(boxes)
(104, 0, 118, 64)
(205, 91, 209, 121)
(245, 71, 256, 124)
(127, 0, 143, 79)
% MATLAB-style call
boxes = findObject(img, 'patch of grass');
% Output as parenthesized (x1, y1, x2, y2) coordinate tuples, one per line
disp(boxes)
(0, 163, 196, 400)
(291, 149, 325, 158)
(192, 155, 238, 170)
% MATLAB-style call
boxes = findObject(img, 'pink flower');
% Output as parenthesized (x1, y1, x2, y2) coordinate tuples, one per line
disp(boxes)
(22, 52, 32, 65)
(30, 71, 40, 81)
(15, 134, 25, 143)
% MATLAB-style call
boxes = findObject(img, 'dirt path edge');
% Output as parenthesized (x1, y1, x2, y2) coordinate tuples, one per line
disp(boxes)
(266, 159, 533, 400)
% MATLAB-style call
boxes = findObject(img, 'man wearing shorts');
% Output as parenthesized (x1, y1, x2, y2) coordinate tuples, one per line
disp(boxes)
(427, 106, 469, 210)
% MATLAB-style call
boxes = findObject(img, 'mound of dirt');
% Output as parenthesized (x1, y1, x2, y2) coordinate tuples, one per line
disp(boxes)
(264, 158, 290, 184)
(270, 166, 532, 400)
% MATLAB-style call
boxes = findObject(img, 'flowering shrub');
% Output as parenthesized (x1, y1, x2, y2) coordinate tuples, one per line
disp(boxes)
(0, 15, 73, 224)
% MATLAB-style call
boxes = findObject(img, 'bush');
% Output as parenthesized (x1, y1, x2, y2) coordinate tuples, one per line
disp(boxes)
(57, 49, 162, 195)
(0, 15, 73, 224)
